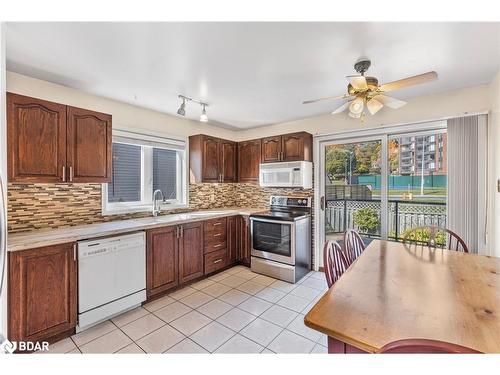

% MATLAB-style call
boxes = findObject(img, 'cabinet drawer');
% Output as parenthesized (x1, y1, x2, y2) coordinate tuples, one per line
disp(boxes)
(204, 230, 227, 245)
(203, 217, 227, 235)
(204, 240, 227, 254)
(204, 248, 228, 275)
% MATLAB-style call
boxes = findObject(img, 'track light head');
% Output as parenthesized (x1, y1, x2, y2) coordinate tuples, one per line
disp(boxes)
(200, 104, 208, 122)
(177, 99, 186, 116)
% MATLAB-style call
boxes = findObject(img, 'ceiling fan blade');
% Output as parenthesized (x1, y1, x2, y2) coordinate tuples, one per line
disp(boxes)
(367, 98, 384, 115)
(376, 94, 407, 109)
(379, 71, 438, 92)
(346, 75, 368, 90)
(331, 101, 351, 114)
(303, 94, 352, 104)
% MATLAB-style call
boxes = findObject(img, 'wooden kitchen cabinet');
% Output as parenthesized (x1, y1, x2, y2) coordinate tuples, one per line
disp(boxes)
(261, 135, 282, 163)
(237, 139, 261, 183)
(227, 216, 238, 265)
(220, 140, 238, 182)
(7, 93, 112, 183)
(66, 106, 112, 183)
(178, 222, 204, 284)
(8, 243, 77, 345)
(189, 134, 238, 183)
(146, 226, 179, 298)
(237, 215, 251, 266)
(7, 93, 67, 183)
(261, 132, 312, 163)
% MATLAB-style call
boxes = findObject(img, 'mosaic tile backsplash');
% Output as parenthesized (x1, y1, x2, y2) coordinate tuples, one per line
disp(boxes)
(7, 183, 313, 233)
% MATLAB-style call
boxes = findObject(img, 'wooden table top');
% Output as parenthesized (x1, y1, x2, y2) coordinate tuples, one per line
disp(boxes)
(304, 240, 500, 353)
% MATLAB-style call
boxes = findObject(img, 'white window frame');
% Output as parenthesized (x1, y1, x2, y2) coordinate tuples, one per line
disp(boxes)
(102, 128, 189, 215)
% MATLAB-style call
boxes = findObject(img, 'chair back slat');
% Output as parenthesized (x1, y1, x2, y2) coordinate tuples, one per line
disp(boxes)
(402, 226, 468, 253)
(344, 229, 366, 265)
(378, 339, 481, 354)
(323, 240, 348, 288)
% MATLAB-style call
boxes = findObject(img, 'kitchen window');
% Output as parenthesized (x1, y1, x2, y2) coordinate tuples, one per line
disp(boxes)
(102, 129, 188, 214)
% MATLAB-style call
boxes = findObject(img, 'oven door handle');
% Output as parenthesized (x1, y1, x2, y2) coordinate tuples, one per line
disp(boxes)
(250, 217, 294, 226)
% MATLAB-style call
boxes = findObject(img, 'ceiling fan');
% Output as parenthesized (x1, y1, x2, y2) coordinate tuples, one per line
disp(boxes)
(303, 60, 438, 119)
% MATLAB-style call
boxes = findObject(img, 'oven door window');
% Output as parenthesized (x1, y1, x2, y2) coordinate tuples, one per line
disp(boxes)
(252, 221, 291, 257)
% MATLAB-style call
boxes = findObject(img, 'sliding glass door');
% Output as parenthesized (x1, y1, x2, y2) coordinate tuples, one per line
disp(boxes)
(387, 130, 447, 241)
(323, 137, 385, 243)
(317, 124, 447, 265)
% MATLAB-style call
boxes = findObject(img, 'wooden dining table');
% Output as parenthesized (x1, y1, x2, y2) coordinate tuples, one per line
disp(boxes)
(304, 240, 500, 353)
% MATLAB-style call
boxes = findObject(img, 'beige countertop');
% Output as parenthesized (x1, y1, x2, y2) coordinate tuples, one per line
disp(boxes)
(7, 207, 265, 252)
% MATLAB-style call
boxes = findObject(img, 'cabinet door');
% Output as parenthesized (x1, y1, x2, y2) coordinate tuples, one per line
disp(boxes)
(179, 222, 204, 284)
(261, 136, 282, 163)
(146, 227, 179, 298)
(282, 132, 312, 161)
(220, 140, 237, 182)
(238, 216, 251, 266)
(202, 136, 221, 182)
(7, 93, 67, 183)
(238, 139, 261, 183)
(9, 243, 77, 345)
(227, 216, 238, 265)
(66, 106, 112, 183)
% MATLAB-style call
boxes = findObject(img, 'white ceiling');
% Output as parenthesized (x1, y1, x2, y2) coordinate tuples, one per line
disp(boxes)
(5, 22, 500, 129)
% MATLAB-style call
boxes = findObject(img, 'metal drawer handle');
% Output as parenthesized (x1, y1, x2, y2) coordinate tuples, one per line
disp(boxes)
(213, 259, 223, 264)
(213, 233, 222, 237)
(213, 244, 222, 248)
(213, 222, 222, 226)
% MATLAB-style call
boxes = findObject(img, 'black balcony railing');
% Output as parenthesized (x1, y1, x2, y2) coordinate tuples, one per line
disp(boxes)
(325, 198, 447, 240)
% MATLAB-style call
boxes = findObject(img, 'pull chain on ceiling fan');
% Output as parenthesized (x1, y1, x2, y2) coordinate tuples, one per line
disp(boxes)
(303, 59, 438, 119)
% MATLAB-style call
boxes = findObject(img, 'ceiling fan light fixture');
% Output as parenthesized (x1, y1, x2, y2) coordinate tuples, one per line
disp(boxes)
(349, 97, 364, 114)
(348, 111, 361, 119)
(367, 98, 384, 115)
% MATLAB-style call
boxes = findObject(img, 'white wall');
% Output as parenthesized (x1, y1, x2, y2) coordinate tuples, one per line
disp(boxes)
(234, 84, 491, 141)
(6, 71, 238, 141)
(488, 70, 500, 257)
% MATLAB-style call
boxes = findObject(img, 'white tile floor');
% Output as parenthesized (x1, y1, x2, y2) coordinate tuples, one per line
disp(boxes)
(39, 266, 329, 354)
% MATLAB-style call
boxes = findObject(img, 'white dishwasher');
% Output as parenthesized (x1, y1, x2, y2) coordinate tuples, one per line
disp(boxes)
(77, 231, 146, 332)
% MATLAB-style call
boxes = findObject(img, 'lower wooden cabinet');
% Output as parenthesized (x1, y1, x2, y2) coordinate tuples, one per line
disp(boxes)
(237, 216, 251, 266)
(145, 215, 251, 299)
(8, 243, 77, 345)
(227, 216, 238, 264)
(178, 222, 204, 284)
(146, 226, 179, 298)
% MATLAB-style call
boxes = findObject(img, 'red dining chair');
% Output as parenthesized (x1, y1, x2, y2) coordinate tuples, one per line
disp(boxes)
(403, 226, 469, 253)
(323, 240, 349, 288)
(343, 229, 366, 265)
(378, 339, 481, 354)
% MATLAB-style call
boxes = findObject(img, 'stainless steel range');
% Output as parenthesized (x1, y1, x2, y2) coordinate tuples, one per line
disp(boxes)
(250, 196, 311, 283)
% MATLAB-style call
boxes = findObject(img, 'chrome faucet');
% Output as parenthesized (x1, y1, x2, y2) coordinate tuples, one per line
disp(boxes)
(152, 189, 165, 217)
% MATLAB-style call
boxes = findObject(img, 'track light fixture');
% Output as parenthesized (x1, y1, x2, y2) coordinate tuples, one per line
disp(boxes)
(176, 94, 209, 123)
(200, 104, 208, 122)
(177, 98, 186, 116)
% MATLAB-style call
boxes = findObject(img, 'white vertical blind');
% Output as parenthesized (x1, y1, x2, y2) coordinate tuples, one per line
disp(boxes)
(447, 115, 487, 253)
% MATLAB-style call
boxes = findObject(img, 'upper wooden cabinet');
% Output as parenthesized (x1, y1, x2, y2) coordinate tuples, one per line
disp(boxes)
(9, 242, 77, 345)
(66, 106, 112, 183)
(261, 136, 282, 163)
(238, 139, 261, 183)
(261, 132, 312, 163)
(189, 134, 237, 183)
(7, 93, 112, 183)
(7, 93, 67, 183)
